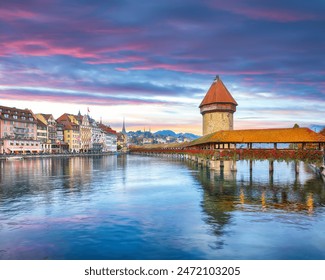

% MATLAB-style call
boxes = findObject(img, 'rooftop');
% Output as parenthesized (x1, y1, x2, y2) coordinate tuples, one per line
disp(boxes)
(199, 76, 238, 108)
(188, 127, 325, 146)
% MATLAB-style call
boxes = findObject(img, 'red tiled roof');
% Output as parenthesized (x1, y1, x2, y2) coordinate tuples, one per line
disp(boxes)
(199, 77, 237, 108)
(98, 123, 117, 134)
(0, 105, 36, 122)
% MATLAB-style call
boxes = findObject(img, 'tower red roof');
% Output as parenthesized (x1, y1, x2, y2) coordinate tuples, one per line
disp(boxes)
(199, 76, 237, 108)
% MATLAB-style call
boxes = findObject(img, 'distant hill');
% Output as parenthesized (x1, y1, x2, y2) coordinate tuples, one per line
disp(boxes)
(179, 133, 200, 139)
(309, 124, 325, 133)
(154, 130, 177, 137)
(154, 130, 200, 139)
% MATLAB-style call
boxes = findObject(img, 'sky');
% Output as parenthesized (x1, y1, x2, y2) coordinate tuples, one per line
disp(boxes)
(0, 0, 324, 135)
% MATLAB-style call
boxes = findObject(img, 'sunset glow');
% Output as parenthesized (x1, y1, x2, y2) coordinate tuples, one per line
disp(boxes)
(1, 0, 324, 135)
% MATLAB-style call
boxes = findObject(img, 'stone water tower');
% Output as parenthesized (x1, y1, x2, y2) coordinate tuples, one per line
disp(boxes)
(199, 76, 238, 135)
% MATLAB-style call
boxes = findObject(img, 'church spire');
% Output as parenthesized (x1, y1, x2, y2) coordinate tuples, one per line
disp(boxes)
(122, 117, 127, 134)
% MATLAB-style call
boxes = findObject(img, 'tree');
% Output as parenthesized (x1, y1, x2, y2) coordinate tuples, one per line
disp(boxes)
(293, 123, 300, 128)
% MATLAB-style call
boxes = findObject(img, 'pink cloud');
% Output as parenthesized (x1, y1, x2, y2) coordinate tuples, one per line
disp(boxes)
(0, 89, 168, 107)
(230, 7, 317, 22)
(1, 39, 98, 59)
(207, 1, 318, 22)
(0, 8, 38, 21)
(86, 55, 145, 65)
(128, 62, 282, 76)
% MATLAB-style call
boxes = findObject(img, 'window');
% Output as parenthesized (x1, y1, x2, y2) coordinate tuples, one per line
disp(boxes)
(13, 115, 18, 119)
(4, 114, 9, 118)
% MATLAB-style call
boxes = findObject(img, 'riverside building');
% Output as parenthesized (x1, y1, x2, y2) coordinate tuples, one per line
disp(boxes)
(0, 105, 41, 154)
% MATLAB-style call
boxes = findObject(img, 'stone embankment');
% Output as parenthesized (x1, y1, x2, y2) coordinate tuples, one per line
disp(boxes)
(0, 152, 118, 160)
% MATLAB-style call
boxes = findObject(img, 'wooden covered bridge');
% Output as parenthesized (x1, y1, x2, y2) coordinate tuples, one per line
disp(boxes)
(130, 127, 325, 175)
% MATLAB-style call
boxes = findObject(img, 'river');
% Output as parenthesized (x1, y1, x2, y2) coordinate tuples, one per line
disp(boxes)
(0, 155, 324, 259)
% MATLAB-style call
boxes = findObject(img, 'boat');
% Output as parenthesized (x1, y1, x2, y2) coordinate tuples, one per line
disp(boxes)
(6, 156, 24, 161)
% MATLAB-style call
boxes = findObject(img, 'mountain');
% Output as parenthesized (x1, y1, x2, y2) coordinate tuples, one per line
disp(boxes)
(309, 124, 325, 133)
(178, 133, 200, 139)
(153, 130, 200, 139)
(154, 130, 177, 137)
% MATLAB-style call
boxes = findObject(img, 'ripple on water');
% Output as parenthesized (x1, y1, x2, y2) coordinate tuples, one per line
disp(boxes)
(0, 156, 325, 260)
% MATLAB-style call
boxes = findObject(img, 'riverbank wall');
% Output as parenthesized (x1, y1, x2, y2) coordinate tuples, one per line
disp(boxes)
(0, 151, 121, 161)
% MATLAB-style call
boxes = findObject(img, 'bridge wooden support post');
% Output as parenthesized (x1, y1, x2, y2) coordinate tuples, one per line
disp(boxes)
(269, 160, 274, 173)
(295, 161, 300, 174)
(321, 166, 325, 177)
(249, 160, 253, 171)
(209, 160, 221, 170)
(231, 160, 237, 172)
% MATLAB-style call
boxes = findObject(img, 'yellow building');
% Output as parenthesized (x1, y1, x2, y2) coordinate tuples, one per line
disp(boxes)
(57, 113, 80, 152)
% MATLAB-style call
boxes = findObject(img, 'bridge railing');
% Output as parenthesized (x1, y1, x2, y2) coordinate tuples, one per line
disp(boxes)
(130, 147, 324, 165)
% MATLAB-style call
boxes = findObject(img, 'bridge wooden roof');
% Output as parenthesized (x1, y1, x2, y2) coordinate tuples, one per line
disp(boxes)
(188, 127, 325, 146)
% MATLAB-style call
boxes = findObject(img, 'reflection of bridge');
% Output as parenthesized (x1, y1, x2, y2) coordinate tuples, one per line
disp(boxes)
(130, 127, 325, 178)
(186, 159, 325, 216)
(178, 157, 325, 251)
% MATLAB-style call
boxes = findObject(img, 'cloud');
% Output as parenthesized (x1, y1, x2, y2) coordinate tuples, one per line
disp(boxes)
(206, 0, 323, 22)
(0, 86, 170, 106)
(0, 0, 324, 132)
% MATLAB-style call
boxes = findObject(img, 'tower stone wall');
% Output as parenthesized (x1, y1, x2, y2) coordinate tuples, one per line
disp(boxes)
(203, 111, 233, 135)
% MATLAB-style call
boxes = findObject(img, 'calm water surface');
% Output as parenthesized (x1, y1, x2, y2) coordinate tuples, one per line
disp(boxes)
(0, 155, 324, 260)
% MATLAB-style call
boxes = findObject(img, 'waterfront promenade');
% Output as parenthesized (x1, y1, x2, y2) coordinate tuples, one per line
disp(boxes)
(0, 151, 119, 161)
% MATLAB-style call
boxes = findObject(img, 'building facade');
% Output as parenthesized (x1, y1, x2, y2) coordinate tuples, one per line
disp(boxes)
(0, 105, 41, 154)
(199, 76, 238, 136)
(78, 114, 92, 152)
(98, 123, 117, 152)
(89, 118, 103, 152)
(36, 119, 49, 152)
(56, 113, 81, 152)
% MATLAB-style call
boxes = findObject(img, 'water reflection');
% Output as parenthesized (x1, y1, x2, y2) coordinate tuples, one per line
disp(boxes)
(0, 156, 324, 260)
(183, 159, 325, 256)
(187, 160, 325, 215)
